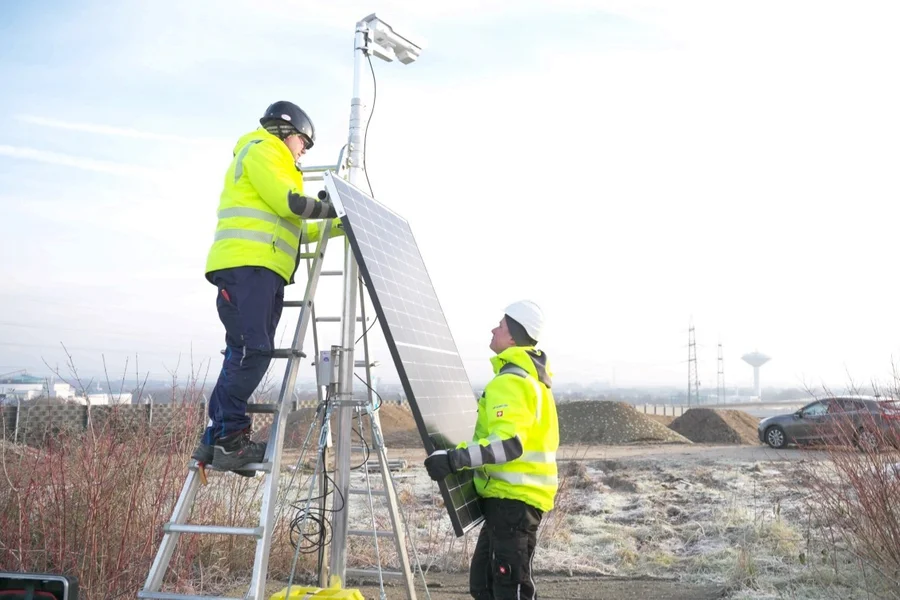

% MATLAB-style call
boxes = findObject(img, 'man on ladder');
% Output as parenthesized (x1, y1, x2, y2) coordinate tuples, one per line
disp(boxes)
(424, 300, 559, 600)
(192, 100, 344, 476)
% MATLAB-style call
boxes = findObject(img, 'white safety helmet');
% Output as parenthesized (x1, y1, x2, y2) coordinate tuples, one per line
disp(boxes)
(504, 300, 545, 343)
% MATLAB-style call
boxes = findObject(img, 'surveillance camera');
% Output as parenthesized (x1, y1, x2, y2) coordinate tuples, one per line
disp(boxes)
(395, 47, 420, 65)
(362, 13, 424, 64)
(369, 42, 395, 62)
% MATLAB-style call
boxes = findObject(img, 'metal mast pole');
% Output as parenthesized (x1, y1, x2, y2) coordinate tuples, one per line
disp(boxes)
(328, 18, 368, 586)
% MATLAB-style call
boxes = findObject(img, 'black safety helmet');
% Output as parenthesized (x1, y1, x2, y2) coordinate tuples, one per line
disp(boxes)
(260, 101, 316, 149)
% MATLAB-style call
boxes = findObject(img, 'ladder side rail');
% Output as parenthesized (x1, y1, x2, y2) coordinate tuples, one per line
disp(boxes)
(372, 421, 417, 599)
(354, 276, 387, 597)
(309, 256, 332, 589)
(248, 222, 335, 599)
(356, 406, 388, 598)
(142, 469, 204, 592)
(353, 290, 386, 596)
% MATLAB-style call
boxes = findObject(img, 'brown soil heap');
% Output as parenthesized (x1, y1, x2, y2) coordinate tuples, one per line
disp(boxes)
(557, 401, 691, 445)
(668, 408, 760, 444)
(376, 403, 424, 448)
(276, 403, 425, 449)
(281, 400, 704, 449)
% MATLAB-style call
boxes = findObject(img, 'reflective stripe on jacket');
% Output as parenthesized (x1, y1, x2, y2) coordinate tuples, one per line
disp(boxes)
(205, 128, 341, 284)
(451, 346, 560, 512)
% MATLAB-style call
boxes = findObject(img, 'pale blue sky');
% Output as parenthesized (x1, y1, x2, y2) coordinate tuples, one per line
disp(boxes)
(2, 1, 900, 392)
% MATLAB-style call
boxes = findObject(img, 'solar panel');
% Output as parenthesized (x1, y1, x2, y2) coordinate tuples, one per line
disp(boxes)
(322, 172, 483, 536)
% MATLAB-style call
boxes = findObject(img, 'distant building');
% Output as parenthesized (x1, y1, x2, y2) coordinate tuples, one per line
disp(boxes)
(0, 374, 77, 402)
(80, 392, 133, 405)
(0, 374, 44, 401)
(53, 383, 76, 399)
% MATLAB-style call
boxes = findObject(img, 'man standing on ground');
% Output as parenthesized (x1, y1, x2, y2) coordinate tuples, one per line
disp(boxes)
(424, 300, 559, 600)
(192, 100, 343, 475)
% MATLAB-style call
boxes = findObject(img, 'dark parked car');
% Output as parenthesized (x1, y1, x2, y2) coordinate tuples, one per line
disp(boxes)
(758, 395, 900, 450)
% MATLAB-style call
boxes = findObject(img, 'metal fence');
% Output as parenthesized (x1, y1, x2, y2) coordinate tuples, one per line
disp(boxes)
(633, 404, 687, 417)
(0, 401, 333, 445)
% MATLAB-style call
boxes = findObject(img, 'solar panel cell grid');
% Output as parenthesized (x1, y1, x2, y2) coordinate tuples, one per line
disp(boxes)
(322, 173, 484, 536)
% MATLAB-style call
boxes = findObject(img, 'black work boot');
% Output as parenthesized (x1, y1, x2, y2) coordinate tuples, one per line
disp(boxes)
(191, 441, 214, 464)
(212, 428, 267, 473)
(192, 440, 255, 477)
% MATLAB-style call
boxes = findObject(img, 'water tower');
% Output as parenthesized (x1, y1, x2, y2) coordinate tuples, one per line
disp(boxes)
(741, 351, 771, 400)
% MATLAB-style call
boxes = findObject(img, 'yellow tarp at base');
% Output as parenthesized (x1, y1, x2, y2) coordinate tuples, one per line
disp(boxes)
(269, 585, 365, 599)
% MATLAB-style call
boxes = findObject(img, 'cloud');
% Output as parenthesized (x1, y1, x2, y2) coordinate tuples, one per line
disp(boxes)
(0, 145, 159, 177)
(17, 115, 227, 145)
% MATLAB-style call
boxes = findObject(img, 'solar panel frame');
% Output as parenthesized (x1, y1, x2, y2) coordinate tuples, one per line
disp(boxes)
(322, 172, 484, 537)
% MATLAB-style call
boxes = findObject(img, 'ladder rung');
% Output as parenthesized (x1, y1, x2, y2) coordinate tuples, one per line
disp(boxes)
(349, 488, 386, 496)
(221, 349, 305, 358)
(364, 460, 407, 470)
(164, 524, 264, 537)
(299, 252, 317, 259)
(300, 163, 340, 173)
(321, 270, 343, 276)
(346, 568, 405, 579)
(316, 316, 363, 323)
(310, 360, 371, 367)
(348, 529, 395, 538)
(282, 300, 309, 308)
(271, 349, 307, 359)
(246, 403, 278, 414)
(203, 462, 271, 474)
(138, 593, 242, 600)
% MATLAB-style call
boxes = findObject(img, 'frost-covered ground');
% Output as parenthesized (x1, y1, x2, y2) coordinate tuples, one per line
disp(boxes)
(272, 444, 892, 599)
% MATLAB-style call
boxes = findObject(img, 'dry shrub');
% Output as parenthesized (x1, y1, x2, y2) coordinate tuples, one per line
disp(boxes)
(0, 403, 207, 599)
(800, 402, 900, 598)
(0, 350, 330, 598)
(561, 460, 594, 490)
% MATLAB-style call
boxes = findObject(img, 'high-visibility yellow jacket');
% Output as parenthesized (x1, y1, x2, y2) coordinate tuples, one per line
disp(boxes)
(205, 128, 342, 284)
(448, 346, 559, 512)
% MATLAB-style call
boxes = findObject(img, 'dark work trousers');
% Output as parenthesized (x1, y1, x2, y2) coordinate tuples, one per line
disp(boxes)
(202, 266, 285, 444)
(470, 497, 543, 600)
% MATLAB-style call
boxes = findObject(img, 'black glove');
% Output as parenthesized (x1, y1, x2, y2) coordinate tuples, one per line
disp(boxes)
(424, 450, 455, 481)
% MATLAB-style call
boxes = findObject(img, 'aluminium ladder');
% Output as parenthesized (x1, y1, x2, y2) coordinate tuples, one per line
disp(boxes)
(138, 157, 420, 600)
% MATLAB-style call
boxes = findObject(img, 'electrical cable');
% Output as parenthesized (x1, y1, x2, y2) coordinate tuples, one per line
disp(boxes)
(352, 279, 384, 410)
(287, 413, 381, 553)
(287, 466, 348, 554)
(285, 389, 383, 553)
(355, 371, 385, 411)
(363, 52, 377, 198)
(286, 392, 347, 555)
(351, 423, 371, 469)
(355, 314, 379, 345)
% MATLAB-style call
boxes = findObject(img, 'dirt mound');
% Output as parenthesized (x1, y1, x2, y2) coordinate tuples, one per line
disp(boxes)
(270, 404, 424, 449)
(376, 403, 423, 449)
(557, 401, 691, 445)
(668, 408, 760, 444)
